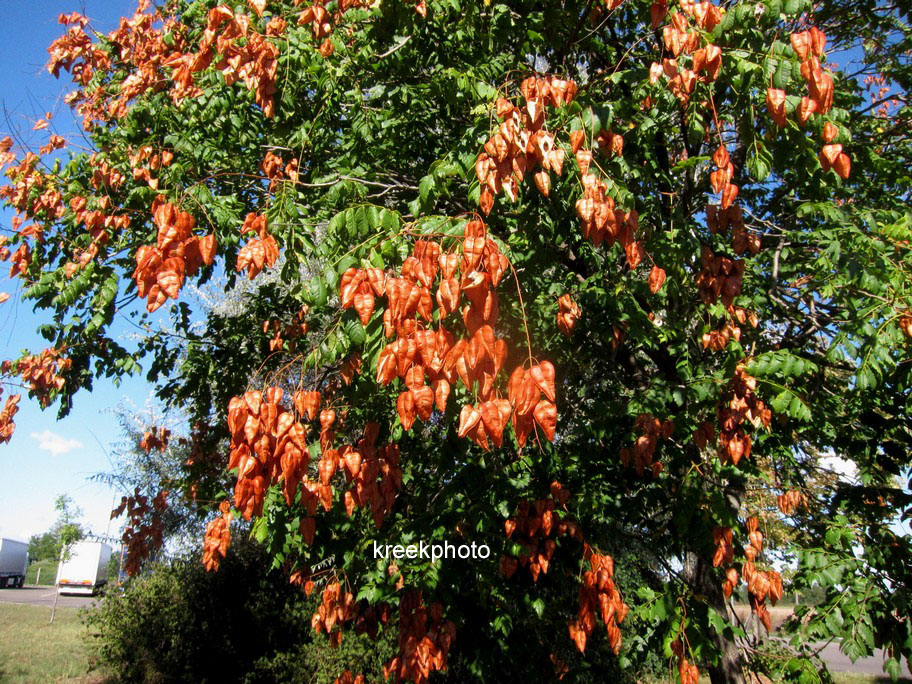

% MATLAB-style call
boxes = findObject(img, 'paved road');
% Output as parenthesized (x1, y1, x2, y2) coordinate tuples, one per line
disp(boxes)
(0, 585, 97, 608)
(814, 641, 912, 680)
(734, 605, 912, 679)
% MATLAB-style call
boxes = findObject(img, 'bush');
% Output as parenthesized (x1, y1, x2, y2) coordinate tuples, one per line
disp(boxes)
(86, 540, 397, 684)
(25, 558, 58, 585)
(86, 537, 651, 683)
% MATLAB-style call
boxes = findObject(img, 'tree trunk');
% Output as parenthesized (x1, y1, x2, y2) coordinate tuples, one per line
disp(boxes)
(684, 551, 747, 684)
(49, 582, 60, 624)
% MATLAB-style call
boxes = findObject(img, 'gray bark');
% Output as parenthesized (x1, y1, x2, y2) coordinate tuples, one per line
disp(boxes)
(683, 551, 747, 684)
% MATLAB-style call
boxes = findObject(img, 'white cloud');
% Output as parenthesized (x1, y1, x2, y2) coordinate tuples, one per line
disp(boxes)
(30, 430, 83, 456)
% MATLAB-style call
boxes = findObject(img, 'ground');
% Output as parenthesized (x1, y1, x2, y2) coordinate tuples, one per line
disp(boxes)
(0, 586, 99, 609)
(0, 593, 907, 682)
(0, 602, 103, 683)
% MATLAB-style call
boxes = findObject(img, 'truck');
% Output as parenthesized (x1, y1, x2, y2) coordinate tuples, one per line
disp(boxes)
(0, 538, 28, 588)
(56, 541, 112, 595)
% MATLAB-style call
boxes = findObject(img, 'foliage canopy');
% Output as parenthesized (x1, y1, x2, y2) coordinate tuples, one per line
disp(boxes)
(2, 0, 911, 681)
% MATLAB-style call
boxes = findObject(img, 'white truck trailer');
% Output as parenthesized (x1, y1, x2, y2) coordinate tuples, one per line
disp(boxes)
(56, 540, 112, 595)
(0, 538, 28, 588)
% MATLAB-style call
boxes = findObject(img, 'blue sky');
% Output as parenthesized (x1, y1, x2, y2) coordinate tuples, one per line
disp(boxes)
(0, 1, 144, 544)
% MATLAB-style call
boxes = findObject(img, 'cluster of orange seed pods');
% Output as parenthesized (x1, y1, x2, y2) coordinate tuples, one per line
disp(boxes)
(2, 240, 31, 279)
(312, 580, 358, 647)
(296, 0, 427, 60)
(262, 307, 309, 352)
(619, 414, 675, 477)
(340, 219, 558, 451)
(0, 391, 20, 444)
(653, 3, 723, 106)
(570, 120, 651, 269)
(741, 516, 784, 631)
(334, 423, 403, 528)
(557, 294, 581, 336)
(2, 347, 71, 408)
(476, 76, 577, 213)
(500, 481, 582, 582)
(716, 365, 771, 466)
(133, 199, 216, 313)
(88, 155, 126, 192)
(722, 566, 740, 600)
(57, 194, 132, 277)
(706, 204, 761, 256)
(227, 387, 313, 519)
(695, 246, 745, 309)
(712, 525, 734, 568)
(708, 141, 739, 211)
(701, 320, 742, 351)
(504, 362, 558, 446)
(701, 199, 762, 353)
(777, 489, 809, 515)
(187, 6, 281, 115)
(765, 27, 850, 179)
(574, 162, 645, 267)
(202, 500, 232, 572)
(791, 28, 834, 118)
(139, 426, 170, 452)
(226, 386, 404, 548)
(128, 144, 173, 191)
(671, 638, 701, 684)
(0, 136, 14, 168)
(1, 150, 61, 229)
(333, 673, 366, 684)
(569, 547, 629, 655)
(236, 212, 279, 279)
(113, 489, 169, 575)
(383, 590, 456, 684)
(260, 149, 299, 189)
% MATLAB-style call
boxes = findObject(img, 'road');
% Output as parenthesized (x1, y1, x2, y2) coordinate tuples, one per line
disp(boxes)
(0, 585, 98, 608)
(813, 641, 912, 680)
(729, 605, 912, 680)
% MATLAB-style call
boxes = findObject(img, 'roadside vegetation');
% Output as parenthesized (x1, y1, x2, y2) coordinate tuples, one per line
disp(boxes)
(0, 604, 101, 683)
(24, 559, 58, 586)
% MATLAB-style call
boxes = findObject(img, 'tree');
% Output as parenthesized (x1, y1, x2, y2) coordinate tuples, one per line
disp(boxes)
(2, 0, 911, 682)
(28, 530, 60, 562)
(49, 493, 85, 623)
(95, 403, 218, 571)
(28, 493, 86, 564)
(54, 493, 84, 538)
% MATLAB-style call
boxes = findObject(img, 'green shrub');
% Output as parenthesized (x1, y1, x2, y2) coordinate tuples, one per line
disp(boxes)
(86, 540, 397, 684)
(86, 537, 656, 683)
(25, 558, 58, 585)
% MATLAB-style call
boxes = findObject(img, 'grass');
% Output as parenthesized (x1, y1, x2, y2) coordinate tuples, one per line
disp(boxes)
(0, 603, 103, 683)
(25, 559, 59, 586)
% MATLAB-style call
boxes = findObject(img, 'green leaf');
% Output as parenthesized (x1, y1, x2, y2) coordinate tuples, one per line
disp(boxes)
(884, 657, 901, 681)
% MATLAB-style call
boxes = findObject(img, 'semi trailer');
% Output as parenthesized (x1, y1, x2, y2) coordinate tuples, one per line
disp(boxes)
(0, 538, 28, 588)
(56, 541, 112, 595)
